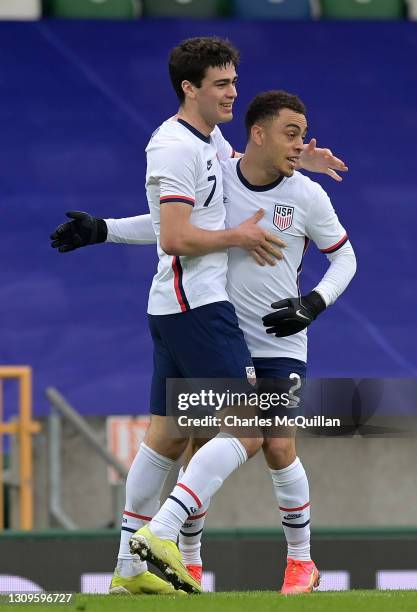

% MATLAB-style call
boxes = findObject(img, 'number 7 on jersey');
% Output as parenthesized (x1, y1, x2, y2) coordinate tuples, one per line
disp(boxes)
(203, 175, 217, 207)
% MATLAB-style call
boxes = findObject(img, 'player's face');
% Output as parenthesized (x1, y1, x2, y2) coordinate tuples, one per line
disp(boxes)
(262, 109, 307, 177)
(194, 64, 238, 127)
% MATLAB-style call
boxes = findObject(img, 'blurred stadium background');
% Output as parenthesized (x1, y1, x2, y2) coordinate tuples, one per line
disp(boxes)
(0, 0, 417, 595)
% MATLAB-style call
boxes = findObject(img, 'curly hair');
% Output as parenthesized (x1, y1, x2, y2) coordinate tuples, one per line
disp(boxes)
(169, 37, 239, 103)
(245, 91, 306, 137)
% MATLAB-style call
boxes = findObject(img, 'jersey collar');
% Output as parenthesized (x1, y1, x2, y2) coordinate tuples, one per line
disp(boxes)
(177, 118, 211, 144)
(236, 158, 284, 192)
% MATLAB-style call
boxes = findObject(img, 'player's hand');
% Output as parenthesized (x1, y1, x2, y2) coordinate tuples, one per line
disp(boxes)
(262, 291, 326, 337)
(249, 234, 286, 266)
(298, 138, 348, 182)
(236, 209, 286, 264)
(50, 211, 108, 253)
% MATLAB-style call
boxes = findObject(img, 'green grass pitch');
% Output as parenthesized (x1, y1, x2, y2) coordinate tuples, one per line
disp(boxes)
(2, 591, 417, 612)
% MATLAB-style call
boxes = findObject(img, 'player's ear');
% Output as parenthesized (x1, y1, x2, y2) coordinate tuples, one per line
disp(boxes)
(182, 80, 197, 100)
(251, 124, 264, 147)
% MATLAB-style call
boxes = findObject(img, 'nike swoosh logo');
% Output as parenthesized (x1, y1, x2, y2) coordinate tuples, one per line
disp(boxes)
(296, 310, 310, 321)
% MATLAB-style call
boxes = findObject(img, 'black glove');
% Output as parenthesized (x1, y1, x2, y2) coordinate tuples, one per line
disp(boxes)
(262, 291, 326, 338)
(50, 211, 108, 253)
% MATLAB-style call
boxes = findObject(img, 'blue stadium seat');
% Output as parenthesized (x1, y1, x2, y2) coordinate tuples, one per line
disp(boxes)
(319, 0, 405, 19)
(142, 0, 225, 18)
(232, 0, 313, 19)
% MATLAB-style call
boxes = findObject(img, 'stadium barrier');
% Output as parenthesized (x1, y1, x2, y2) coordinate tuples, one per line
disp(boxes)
(1, 528, 417, 591)
(0, 367, 40, 530)
(45, 387, 128, 529)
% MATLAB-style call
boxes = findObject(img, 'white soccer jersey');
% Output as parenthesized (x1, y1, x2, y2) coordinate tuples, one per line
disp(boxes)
(223, 158, 350, 362)
(145, 117, 234, 315)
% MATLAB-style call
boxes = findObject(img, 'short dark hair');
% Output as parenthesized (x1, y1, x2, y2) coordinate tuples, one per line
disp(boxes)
(169, 37, 239, 103)
(245, 91, 306, 138)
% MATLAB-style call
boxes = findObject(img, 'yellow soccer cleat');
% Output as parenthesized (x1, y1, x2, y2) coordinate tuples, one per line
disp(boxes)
(109, 569, 186, 595)
(129, 526, 202, 594)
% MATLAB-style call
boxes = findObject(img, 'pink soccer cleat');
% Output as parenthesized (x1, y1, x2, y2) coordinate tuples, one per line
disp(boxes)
(186, 564, 202, 585)
(280, 558, 320, 595)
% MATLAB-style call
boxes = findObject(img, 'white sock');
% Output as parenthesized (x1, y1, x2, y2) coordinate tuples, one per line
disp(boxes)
(149, 435, 247, 541)
(177, 466, 210, 567)
(270, 457, 311, 561)
(117, 442, 174, 577)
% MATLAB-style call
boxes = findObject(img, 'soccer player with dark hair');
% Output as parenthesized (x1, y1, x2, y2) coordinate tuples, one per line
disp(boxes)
(169, 36, 240, 104)
(51, 36, 350, 595)
(109, 89, 355, 594)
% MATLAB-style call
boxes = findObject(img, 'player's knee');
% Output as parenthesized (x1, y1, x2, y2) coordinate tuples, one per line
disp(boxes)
(145, 435, 187, 460)
(145, 416, 188, 460)
(262, 436, 296, 469)
(241, 436, 263, 459)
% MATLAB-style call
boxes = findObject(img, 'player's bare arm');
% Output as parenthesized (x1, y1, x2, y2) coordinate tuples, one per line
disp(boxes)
(159, 201, 286, 258)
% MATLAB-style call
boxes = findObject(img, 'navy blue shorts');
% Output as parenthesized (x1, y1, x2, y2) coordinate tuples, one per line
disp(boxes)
(253, 357, 306, 380)
(148, 301, 253, 416)
(253, 357, 307, 418)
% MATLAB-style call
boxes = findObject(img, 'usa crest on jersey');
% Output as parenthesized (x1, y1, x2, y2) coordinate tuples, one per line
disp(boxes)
(273, 204, 294, 231)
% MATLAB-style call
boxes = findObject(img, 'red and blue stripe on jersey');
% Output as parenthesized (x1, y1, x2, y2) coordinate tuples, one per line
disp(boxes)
(160, 194, 194, 312)
(172, 256, 190, 312)
(321, 234, 348, 254)
(296, 237, 311, 297)
(160, 194, 195, 207)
